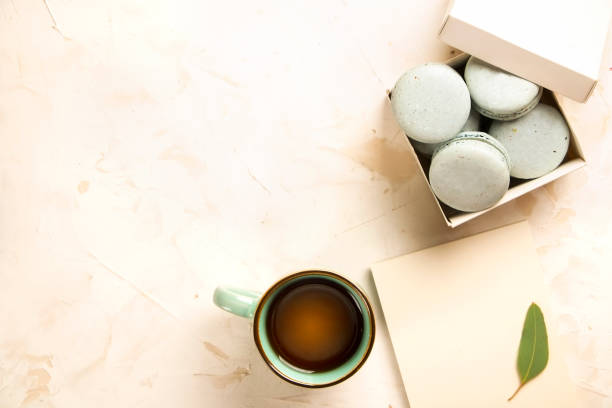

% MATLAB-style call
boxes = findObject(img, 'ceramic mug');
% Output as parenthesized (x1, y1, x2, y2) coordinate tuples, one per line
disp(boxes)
(213, 270, 375, 387)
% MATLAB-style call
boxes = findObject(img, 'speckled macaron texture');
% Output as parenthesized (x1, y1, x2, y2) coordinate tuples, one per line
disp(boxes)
(429, 132, 510, 212)
(464, 56, 542, 121)
(392, 63, 471, 144)
(489, 103, 570, 179)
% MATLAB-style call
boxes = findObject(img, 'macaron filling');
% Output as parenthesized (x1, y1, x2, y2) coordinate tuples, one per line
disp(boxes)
(473, 86, 543, 121)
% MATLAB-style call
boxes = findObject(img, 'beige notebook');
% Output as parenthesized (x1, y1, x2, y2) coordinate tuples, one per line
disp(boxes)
(371, 221, 576, 407)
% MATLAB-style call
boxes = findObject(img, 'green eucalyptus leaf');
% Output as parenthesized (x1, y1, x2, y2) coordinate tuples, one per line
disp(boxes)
(508, 302, 549, 401)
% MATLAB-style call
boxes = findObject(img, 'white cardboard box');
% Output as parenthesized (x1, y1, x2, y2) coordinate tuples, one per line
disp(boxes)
(402, 0, 611, 227)
(439, 0, 612, 102)
(405, 53, 586, 228)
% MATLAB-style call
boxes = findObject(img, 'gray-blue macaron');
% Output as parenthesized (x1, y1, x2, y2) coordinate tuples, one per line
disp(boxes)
(429, 131, 511, 212)
(392, 63, 471, 144)
(488, 103, 570, 179)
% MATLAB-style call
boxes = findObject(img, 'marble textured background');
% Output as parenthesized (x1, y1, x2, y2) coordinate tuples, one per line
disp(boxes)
(0, 0, 611, 407)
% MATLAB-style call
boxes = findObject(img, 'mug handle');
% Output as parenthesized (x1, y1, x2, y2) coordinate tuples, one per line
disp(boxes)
(213, 286, 261, 319)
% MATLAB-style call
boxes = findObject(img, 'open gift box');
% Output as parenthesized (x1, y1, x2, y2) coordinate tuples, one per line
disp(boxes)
(398, 0, 612, 228)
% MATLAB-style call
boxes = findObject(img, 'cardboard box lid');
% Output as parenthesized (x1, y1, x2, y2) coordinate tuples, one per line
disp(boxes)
(439, 0, 612, 102)
(371, 221, 577, 407)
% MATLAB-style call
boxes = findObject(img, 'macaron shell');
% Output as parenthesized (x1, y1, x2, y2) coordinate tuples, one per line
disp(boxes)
(440, 131, 512, 167)
(465, 57, 542, 120)
(392, 63, 471, 144)
(474, 87, 542, 121)
(430, 133, 510, 212)
(489, 104, 570, 179)
(409, 108, 481, 157)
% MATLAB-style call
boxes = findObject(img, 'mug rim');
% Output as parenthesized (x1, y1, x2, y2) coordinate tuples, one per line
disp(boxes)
(252, 270, 376, 388)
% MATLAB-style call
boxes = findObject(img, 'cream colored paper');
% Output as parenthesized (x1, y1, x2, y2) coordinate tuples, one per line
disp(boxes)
(439, 0, 612, 102)
(371, 221, 577, 408)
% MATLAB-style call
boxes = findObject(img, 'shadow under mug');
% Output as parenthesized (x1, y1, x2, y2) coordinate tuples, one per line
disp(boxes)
(213, 270, 375, 387)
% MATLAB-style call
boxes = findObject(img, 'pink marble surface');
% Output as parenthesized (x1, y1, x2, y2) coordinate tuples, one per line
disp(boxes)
(0, 1, 611, 407)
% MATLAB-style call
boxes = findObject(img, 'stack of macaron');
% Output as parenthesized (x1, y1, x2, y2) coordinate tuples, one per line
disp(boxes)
(391, 56, 570, 213)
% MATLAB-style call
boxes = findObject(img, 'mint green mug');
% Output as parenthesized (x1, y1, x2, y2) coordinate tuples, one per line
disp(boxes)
(213, 270, 375, 387)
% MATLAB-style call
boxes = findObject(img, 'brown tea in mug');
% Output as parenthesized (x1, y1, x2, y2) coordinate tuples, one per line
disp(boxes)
(266, 278, 364, 371)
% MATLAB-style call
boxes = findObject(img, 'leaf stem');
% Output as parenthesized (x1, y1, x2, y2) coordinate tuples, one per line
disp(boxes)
(508, 383, 524, 401)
